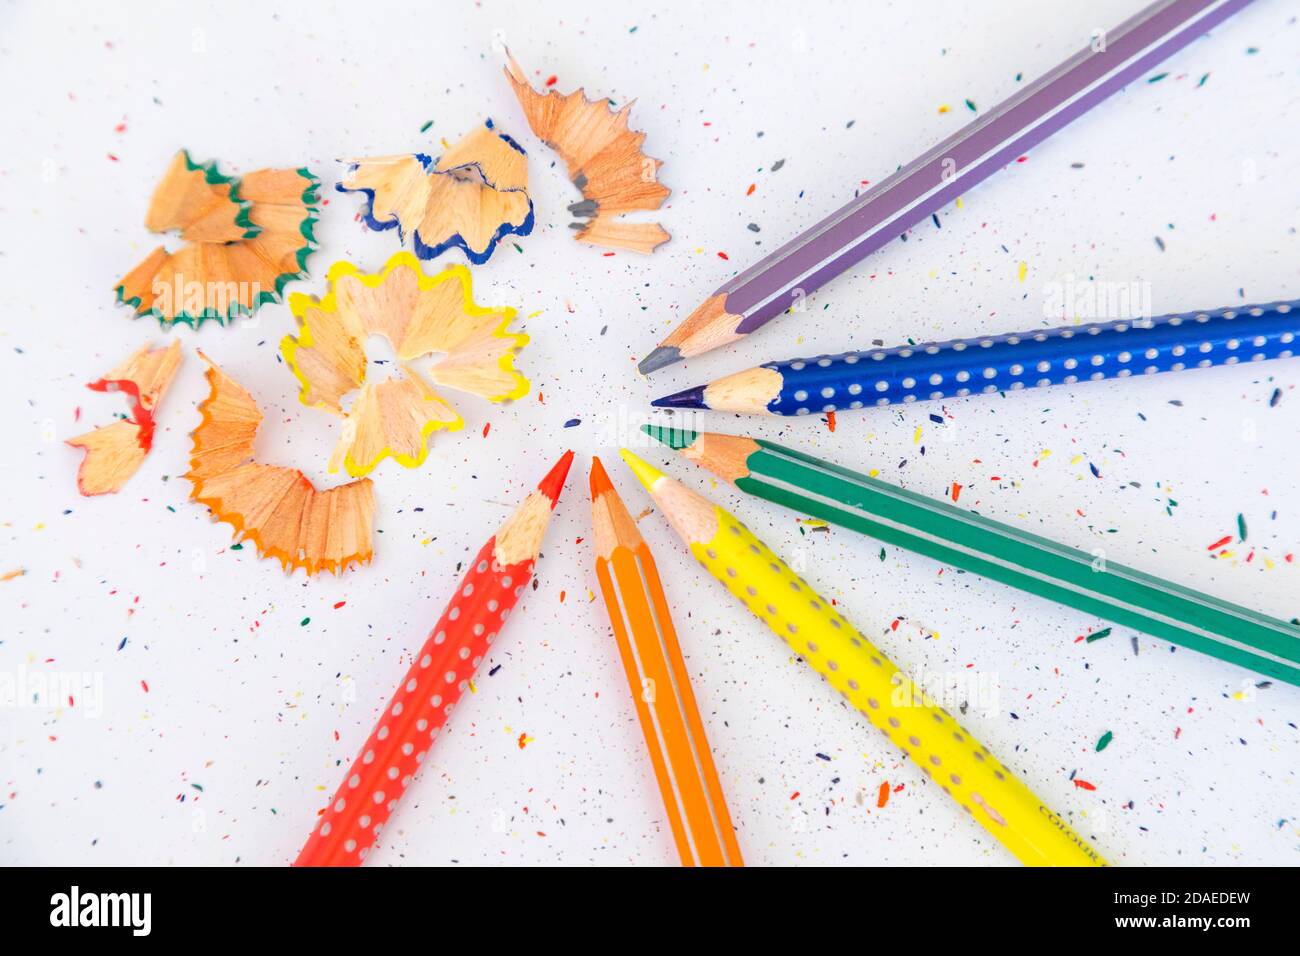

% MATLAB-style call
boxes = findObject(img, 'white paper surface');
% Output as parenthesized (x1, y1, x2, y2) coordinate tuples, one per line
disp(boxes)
(1, 0, 1297, 866)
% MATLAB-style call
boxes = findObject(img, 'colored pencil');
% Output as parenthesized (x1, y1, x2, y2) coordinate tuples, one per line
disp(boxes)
(652, 300, 1299, 415)
(643, 426, 1300, 686)
(619, 450, 1107, 866)
(294, 451, 574, 866)
(589, 457, 743, 866)
(637, 0, 1253, 374)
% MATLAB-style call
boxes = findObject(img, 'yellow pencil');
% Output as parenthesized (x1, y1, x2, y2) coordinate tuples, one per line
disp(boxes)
(619, 449, 1107, 867)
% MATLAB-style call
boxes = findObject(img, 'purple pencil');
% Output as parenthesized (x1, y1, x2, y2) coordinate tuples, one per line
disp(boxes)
(638, 0, 1252, 374)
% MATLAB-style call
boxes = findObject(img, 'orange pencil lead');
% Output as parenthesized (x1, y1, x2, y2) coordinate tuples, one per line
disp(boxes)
(589, 454, 615, 499)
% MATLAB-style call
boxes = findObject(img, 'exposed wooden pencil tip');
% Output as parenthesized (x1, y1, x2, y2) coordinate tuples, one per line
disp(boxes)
(619, 448, 666, 493)
(589, 455, 615, 499)
(537, 450, 575, 506)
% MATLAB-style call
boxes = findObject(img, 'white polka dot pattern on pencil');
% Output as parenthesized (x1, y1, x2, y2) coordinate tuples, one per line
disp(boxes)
(765, 301, 1299, 416)
(295, 538, 531, 866)
(686, 506, 1097, 858)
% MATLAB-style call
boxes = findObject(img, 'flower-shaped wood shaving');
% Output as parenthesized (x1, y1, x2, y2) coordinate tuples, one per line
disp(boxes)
(186, 353, 376, 575)
(143, 150, 256, 242)
(282, 252, 530, 478)
(67, 340, 183, 496)
(503, 49, 669, 253)
(338, 121, 533, 265)
(116, 152, 320, 327)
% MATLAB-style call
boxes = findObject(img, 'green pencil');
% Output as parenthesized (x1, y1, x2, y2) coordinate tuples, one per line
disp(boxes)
(642, 425, 1300, 687)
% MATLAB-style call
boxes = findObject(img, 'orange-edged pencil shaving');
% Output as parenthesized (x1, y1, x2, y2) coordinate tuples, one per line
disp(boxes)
(186, 353, 375, 575)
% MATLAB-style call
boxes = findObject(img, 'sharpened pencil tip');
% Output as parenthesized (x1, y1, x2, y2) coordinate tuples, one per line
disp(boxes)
(650, 384, 708, 409)
(588, 455, 615, 499)
(619, 449, 666, 492)
(641, 424, 700, 450)
(637, 345, 682, 375)
(537, 450, 575, 506)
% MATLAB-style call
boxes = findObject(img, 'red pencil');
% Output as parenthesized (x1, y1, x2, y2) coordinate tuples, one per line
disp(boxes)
(294, 450, 574, 866)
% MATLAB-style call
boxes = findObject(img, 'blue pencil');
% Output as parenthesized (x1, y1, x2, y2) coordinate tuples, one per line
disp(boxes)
(652, 301, 1299, 416)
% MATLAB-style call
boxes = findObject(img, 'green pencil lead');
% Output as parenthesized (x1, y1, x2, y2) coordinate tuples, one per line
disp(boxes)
(642, 423, 700, 449)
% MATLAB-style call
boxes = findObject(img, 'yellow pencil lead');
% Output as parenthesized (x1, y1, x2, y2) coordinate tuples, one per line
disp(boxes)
(619, 448, 667, 492)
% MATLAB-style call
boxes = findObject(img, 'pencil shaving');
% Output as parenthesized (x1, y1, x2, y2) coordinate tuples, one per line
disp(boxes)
(502, 48, 669, 253)
(66, 340, 183, 496)
(282, 251, 529, 478)
(339, 121, 533, 265)
(186, 353, 376, 576)
(116, 156, 320, 327)
(144, 150, 256, 243)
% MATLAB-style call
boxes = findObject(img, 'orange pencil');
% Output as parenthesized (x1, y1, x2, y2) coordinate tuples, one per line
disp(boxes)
(589, 456, 743, 867)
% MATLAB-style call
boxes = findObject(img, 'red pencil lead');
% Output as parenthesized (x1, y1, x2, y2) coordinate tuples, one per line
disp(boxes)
(536, 449, 575, 506)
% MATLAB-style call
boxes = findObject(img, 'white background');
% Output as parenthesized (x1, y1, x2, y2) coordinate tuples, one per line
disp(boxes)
(1, 0, 1297, 866)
